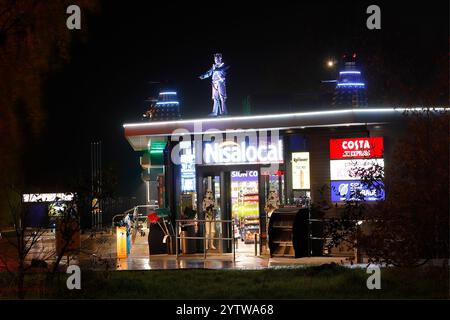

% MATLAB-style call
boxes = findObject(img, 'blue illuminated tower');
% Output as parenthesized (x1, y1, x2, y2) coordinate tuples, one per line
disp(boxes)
(332, 54, 368, 108)
(145, 90, 181, 120)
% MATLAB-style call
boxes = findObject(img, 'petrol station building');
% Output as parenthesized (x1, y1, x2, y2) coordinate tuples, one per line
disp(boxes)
(123, 107, 410, 257)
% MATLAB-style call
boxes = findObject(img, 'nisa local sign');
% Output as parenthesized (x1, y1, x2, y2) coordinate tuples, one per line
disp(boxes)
(331, 180, 385, 202)
(204, 140, 283, 165)
(330, 137, 383, 159)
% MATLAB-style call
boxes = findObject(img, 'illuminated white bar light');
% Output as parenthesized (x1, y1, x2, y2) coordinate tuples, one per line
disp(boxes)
(337, 82, 365, 87)
(159, 91, 177, 95)
(156, 101, 180, 105)
(123, 107, 449, 128)
(339, 71, 361, 75)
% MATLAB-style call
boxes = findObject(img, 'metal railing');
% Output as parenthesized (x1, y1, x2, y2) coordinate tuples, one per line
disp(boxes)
(254, 233, 260, 256)
(111, 204, 159, 232)
(175, 219, 235, 262)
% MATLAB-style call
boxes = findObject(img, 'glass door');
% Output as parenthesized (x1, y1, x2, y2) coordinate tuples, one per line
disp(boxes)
(230, 170, 260, 254)
(201, 175, 222, 252)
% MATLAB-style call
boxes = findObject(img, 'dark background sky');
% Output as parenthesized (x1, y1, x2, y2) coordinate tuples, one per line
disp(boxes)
(25, 1, 448, 199)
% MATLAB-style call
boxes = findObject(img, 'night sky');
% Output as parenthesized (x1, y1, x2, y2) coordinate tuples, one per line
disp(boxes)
(25, 1, 448, 198)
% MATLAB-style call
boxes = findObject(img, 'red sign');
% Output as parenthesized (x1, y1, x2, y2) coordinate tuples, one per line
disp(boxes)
(330, 137, 384, 159)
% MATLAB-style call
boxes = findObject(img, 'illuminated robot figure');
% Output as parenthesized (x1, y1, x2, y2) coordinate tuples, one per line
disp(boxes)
(199, 53, 229, 116)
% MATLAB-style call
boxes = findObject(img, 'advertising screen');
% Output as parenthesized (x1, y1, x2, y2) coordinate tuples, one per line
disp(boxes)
(330, 159, 384, 180)
(292, 152, 310, 190)
(330, 180, 385, 202)
(230, 170, 259, 218)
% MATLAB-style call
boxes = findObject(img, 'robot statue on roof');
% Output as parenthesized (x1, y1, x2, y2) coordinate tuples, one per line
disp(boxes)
(199, 53, 229, 116)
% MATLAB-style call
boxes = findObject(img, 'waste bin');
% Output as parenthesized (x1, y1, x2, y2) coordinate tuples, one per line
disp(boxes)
(148, 223, 166, 255)
(180, 224, 196, 254)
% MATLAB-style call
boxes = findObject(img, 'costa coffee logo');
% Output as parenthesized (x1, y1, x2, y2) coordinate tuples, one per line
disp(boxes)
(330, 137, 383, 159)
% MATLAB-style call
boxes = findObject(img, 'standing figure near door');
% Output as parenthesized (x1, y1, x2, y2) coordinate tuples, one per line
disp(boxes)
(199, 53, 229, 116)
(202, 189, 217, 250)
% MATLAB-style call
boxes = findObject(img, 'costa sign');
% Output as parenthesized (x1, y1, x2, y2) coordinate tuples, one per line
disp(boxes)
(329, 137, 383, 159)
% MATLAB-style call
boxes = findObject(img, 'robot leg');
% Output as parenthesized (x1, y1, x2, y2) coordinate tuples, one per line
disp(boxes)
(210, 84, 220, 116)
(218, 81, 228, 115)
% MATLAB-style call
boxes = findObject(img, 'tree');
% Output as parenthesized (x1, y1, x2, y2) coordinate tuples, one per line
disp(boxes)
(49, 201, 80, 278)
(0, 0, 99, 226)
(0, 186, 83, 298)
(359, 109, 449, 267)
(0, 186, 53, 298)
(320, 162, 384, 257)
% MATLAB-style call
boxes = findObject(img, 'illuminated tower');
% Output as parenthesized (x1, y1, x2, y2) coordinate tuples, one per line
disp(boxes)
(144, 90, 181, 121)
(332, 54, 368, 108)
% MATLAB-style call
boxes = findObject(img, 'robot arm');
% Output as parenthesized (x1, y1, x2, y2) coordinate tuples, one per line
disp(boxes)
(199, 67, 213, 80)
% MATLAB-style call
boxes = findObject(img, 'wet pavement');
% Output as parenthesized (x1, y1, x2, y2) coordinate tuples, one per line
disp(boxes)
(0, 230, 351, 272)
(113, 255, 349, 271)
(112, 231, 349, 270)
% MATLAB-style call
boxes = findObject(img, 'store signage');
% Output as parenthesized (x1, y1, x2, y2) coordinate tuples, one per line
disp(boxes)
(331, 180, 385, 202)
(181, 177, 196, 192)
(330, 159, 384, 180)
(230, 170, 259, 180)
(204, 140, 283, 165)
(292, 152, 310, 190)
(180, 148, 196, 192)
(329, 137, 383, 159)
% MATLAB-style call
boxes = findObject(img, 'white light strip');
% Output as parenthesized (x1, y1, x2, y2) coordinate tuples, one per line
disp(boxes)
(146, 181, 150, 204)
(339, 71, 361, 75)
(159, 91, 177, 95)
(123, 108, 449, 128)
(156, 101, 179, 105)
(129, 122, 388, 138)
(337, 82, 365, 86)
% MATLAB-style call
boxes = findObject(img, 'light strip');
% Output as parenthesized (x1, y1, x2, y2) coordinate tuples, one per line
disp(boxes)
(128, 122, 388, 138)
(159, 91, 177, 95)
(123, 108, 449, 128)
(337, 82, 365, 87)
(156, 101, 180, 105)
(339, 71, 361, 75)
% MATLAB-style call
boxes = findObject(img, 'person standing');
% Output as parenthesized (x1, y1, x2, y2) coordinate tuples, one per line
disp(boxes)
(123, 213, 132, 255)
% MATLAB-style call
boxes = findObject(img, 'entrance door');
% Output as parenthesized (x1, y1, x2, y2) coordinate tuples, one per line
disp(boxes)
(197, 167, 263, 255)
(201, 175, 221, 252)
(230, 170, 260, 254)
(198, 173, 231, 253)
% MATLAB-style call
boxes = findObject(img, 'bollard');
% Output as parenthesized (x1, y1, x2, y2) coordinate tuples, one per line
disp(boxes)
(254, 233, 259, 256)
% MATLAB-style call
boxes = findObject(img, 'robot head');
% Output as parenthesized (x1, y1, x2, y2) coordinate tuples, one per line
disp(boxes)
(214, 53, 222, 64)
